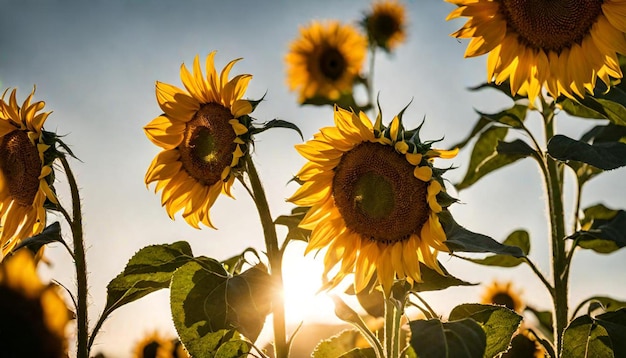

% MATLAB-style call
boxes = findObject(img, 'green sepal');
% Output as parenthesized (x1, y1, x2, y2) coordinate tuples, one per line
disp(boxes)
(104, 241, 193, 315)
(9, 221, 64, 256)
(547, 134, 626, 170)
(170, 258, 273, 353)
(449, 304, 523, 358)
(408, 318, 486, 358)
(439, 211, 525, 258)
(249, 118, 304, 140)
(569, 204, 626, 253)
(468, 230, 530, 267)
(274, 206, 311, 244)
(562, 308, 626, 358)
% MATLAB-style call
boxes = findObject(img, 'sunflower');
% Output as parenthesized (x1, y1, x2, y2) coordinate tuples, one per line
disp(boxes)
(286, 21, 367, 103)
(289, 105, 457, 296)
(132, 331, 174, 358)
(362, 0, 407, 51)
(144, 52, 254, 229)
(0, 249, 70, 357)
(481, 280, 524, 313)
(446, 0, 626, 102)
(0, 88, 57, 257)
(502, 329, 547, 358)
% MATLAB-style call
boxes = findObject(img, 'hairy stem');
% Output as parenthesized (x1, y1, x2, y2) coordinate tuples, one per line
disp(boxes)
(244, 155, 288, 358)
(59, 155, 89, 358)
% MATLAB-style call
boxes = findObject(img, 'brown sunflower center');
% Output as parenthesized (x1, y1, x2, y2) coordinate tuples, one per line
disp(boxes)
(498, 0, 604, 52)
(503, 333, 540, 357)
(370, 13, 400, 40)
(0, 286, 65, 357)
(0, 130, 42, 207)
(319, 47, 347, 81)
(179, 103, 237, 185)
(142, 340, 160, 358)
(332, 142, 430, 244)
(491, 292, 516, 310)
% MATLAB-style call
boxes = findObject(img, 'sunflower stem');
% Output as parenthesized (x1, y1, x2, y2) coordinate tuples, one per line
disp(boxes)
(383, 297, 402, 358)
(540, 99, 568, 355)
(244, 155, 288, 358)
(59, 155, 89, 358)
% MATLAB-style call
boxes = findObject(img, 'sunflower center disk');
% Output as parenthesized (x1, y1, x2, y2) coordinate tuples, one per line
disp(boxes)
(179, 103, 237, 185)
(499, 0, 603, 52)
(371, 14, 400, 39)
(0, 130, 42, 207)
(491, 292, 517, 311)
(333, 142, 430, 244)
(319, 48, 347, 81)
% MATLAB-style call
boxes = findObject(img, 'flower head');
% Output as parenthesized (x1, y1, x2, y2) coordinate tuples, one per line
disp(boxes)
(132, 331, 174, 358)
(289, 105, 457, 296)
(362, 0, 407, 51)
(447, 0, 626, 102)
(0, 88, 57, 257)
(0, 250, 71, 357)
(144, 52, 255, 229)
(481, 280, 524, 313)
(286, 21, 367, 103)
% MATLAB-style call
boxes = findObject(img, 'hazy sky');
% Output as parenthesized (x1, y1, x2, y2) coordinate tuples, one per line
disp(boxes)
(2, 0, 625, 356)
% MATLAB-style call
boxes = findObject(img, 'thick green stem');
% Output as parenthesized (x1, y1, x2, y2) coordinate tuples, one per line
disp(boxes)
(60, 155, 89, 358)
(541, 102, 568, 354)
(383, 297, 403, 358)
(244, 155, 288, 358)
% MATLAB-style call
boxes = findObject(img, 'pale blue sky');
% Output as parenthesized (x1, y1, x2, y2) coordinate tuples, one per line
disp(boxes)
(2, 0, 625, 356)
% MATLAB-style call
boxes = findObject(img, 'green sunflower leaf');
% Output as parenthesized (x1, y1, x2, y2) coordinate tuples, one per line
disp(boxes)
(456, 124, 530, 190)
(547, 134, 626, 170)
(562, 309, 626, 358)
(525, 306, 554, 339)
(569, 205, 626, 254)
(10, 221, 63, 256)
(104, 241, 194, 315)
(338, 348, 377, 358)
(221, 247, 261, 275)
(467, 230, 530, 267)
(312, 330, 369, 358)
(409, 318, 486, 358)
(558, 84, 626, 126)
(439, 211, 525, 258)
(250, 119, 304, 140)
(411, 262, 476, 292)
(170, 259, 273, 355)
(496, 139, 536, 157)
(449, 304, 523, 358)
(573, 296, 626, 318)
(469, 81, 527, 101)
(275, 206, 311, 244)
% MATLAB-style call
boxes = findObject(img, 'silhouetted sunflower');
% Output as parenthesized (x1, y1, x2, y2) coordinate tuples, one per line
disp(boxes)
(286, 21, 367, 102)
(289, 105, 457, 296)
(0, 250, 70, 357)
(447, 0, 626, 102)
(0, 88, 57, 256)
(144, 52, 254, 229)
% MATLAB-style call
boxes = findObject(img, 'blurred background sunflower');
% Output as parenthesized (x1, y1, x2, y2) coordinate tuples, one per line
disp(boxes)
(285, 21, 367, 103)
(362, 0, 407, 52)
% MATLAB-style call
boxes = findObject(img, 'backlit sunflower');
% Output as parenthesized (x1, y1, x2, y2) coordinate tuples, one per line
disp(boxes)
(362, 0, 407, 51)
(0, 88, 57, 257)
(289, 105, 458, 296)
(481, 280, 524, 313)
(144, 52, 254, 229)
(0, 250, 70, 357)
(286, 21, 367, 103)
(446, 0, 626, 102)
(132, 331, 174, 358)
